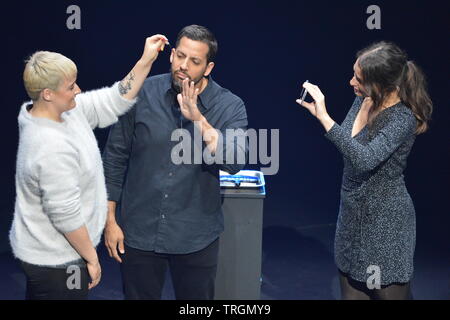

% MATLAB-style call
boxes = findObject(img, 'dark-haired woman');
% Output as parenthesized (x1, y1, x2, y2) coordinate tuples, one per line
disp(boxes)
(296, 42, 432, 299)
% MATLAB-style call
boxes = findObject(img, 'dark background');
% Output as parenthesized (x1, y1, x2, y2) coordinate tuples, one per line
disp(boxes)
(0, 0, 448, 298)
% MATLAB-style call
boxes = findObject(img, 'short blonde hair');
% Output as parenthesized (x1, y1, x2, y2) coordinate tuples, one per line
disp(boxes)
(23, 51, 77, 101)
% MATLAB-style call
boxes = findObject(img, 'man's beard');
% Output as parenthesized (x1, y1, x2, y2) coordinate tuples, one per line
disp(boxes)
(170, 68, 204, 93)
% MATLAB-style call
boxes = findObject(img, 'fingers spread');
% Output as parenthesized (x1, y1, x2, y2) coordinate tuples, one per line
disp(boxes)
(189, 81, 195, 98)
(183, 79, 188, 98)
(177, 93, 184, 108)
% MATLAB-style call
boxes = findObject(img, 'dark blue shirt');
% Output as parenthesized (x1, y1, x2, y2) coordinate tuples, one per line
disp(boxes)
(103, 73, 248, 254)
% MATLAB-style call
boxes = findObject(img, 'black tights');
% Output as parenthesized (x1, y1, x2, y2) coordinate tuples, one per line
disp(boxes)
(339, 270, 413, 300)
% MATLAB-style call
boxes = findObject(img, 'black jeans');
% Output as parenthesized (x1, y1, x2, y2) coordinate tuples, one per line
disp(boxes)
(120, 238, 219, 300)
(20, 260, 89, 300)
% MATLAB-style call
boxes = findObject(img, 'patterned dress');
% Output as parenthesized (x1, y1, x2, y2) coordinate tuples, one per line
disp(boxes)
(325, 96, 417, 285)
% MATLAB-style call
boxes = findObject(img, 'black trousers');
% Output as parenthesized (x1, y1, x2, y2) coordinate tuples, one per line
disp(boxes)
(20, 261, 89, 300)
(120, 238, 219, 300)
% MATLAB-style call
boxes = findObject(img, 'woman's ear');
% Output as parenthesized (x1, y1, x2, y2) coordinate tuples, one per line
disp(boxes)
(41, 88, 52, 102)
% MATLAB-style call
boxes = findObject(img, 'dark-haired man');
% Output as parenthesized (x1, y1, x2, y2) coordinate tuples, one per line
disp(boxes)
(103, 25, 248, 300)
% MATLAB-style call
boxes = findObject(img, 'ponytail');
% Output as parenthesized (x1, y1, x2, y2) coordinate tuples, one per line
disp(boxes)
(399, 60, 433, 134)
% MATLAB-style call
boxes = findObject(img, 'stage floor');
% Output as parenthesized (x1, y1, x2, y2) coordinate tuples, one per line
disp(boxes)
(1, 218, 448, 300)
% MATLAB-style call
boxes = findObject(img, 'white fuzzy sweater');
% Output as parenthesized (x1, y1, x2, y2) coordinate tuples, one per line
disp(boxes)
(9, 82, 136, 266)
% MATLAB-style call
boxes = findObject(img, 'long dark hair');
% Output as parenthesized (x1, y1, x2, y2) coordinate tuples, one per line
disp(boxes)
(357, 41, 432, 134)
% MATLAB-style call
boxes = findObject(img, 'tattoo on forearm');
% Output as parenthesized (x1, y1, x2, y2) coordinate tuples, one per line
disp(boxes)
(119, 70, 135, 95)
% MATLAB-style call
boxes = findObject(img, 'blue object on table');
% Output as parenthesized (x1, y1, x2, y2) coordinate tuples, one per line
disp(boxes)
(220, 170, 265, 190)
(220, 175, 259, 187)
(221, 175, 259, 182)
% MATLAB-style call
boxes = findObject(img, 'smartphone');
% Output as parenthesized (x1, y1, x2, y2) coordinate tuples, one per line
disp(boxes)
(299, 80, 309, 104)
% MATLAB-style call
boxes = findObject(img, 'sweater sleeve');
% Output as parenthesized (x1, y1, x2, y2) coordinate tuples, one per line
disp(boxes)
(74, 82, 137, 129)
(324, 107, 417, 173)
(35, 152, 84, 233)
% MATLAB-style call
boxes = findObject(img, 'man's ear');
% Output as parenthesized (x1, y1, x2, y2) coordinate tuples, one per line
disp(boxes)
(41, 88, 52, 102)
(204, 62, 215, 77)
(170, 48, 175, 64)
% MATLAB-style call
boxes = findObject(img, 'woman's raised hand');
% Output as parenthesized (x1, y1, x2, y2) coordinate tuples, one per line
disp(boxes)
(296, 81, 328, 120)
(139, 34, 169, 66)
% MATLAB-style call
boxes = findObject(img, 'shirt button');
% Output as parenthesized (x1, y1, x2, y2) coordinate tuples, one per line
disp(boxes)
(161, 214, 165, 219)
(164, 194, 168, 198)
(169, 172, 173, 177)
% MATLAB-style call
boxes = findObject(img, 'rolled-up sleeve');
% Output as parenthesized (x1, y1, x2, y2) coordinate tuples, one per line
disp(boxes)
(216, 99, 248, 174)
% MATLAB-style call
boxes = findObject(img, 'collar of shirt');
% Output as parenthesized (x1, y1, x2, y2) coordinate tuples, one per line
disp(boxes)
(163, 73, 219, 113)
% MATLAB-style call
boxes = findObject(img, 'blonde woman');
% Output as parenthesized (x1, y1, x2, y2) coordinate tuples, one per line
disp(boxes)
(10, 34, 168, 300)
